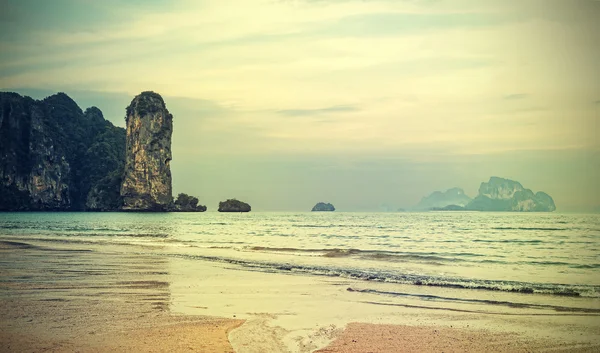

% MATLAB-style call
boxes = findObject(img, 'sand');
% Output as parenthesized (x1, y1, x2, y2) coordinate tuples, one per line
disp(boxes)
(0, 242, 243, 352)
(1, 318, 243, 353)
(2, 240, 599, 352)
(317, 323, 600, 353)
(0, 273, 244, 353)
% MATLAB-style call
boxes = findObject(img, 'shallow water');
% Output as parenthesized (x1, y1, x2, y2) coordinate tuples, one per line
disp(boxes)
(1, 212, 599, 309)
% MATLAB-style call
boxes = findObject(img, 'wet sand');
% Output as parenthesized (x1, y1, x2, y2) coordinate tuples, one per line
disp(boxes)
(2, 316, 243, 353)
(0, 241, 243, 352)
(1, 240, 600, 352)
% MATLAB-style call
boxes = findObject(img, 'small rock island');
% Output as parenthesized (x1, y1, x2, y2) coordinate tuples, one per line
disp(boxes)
(172, 193, 207, 212)
(218, 199, 251, 212)
(312, 202, 335, 212)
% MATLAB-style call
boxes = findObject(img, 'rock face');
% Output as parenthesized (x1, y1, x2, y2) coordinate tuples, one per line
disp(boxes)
(312, 202, 335, 211)
(218, 199, 251, 212)
(0, 92, 125, 211)
(413, 187, 472, 211)
(172, 193, 207, 212)
(466, 177, 556, 212)
(120, 92, 173, 211)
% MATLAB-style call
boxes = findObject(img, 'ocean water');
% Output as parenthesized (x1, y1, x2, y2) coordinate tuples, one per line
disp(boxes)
(1, 212, 599, 313)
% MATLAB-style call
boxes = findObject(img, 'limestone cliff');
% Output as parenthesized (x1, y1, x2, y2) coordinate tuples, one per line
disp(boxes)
(120, 92, 173, 211)
(466, 177, 556, 212)
(0, 92, 125, 211)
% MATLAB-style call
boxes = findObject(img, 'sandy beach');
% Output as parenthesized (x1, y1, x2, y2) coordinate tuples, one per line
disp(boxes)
(316, 323, 600, 353)
(2, 237, 599, 352)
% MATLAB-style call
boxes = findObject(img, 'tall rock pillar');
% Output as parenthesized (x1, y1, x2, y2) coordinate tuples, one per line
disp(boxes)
(120, 91, 173, 211)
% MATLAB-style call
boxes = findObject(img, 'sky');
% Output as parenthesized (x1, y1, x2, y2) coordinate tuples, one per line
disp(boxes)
(1, 0, 599, 211)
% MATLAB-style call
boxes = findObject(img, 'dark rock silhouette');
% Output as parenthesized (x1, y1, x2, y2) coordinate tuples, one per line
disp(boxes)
(172, 193, 207, 212)
(312, 202, 335, 211)
(218, 199, 251, 212)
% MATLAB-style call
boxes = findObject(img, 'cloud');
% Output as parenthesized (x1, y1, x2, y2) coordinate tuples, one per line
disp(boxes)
(0, 0, 598, 157)
(320, 11, 523, 38)
(504, 93, 528, 100)
(277, 105, 360, 117)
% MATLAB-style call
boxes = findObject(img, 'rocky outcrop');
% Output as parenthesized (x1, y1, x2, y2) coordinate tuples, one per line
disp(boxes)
(466, 177, 556, 212)
(0, 92, 125, 211)
(312, 202, 335, 211)
(120, 92, 173, 211)
(413, 187, 472, 211)
(218, 199, 251, 212)
(172, 193, 207, 212)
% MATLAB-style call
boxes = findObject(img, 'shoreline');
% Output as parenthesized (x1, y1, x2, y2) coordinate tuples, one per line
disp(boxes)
(2, 228, 599, 352)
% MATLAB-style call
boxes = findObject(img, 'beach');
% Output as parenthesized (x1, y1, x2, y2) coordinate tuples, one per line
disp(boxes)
(1, 212, 599, 352)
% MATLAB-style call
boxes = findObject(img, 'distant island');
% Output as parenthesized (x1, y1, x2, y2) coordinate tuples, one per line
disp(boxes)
(413, 187, 472, 211)
(218, 199, 251, 212)
(0, 92, 557, 213)
(466, 177, 556, 212)
(413, 177, 556, 212)
(0, 91, 204, 212)
(312, 202, 335, 212)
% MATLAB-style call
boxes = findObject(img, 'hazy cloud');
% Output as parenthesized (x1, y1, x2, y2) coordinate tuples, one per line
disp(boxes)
(504, 93, 529, 100)
(277, 105, 360, 117)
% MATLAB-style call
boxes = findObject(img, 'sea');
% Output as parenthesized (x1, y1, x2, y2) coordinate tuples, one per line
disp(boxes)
(1, 211, 599, 316)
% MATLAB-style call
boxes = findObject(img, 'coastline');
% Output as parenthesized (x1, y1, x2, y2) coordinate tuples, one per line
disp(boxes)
(1, 213, 599, 352)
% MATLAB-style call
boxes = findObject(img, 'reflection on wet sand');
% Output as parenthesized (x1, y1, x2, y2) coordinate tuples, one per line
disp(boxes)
(0, 240, 242, 352)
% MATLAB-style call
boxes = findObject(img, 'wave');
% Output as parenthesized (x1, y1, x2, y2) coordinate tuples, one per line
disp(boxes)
(473, 239, 543, 244)
(572, 264, 600, 269)
(292, 224, 391, 229)
(166, 252, 600, 298)
(244, 246, 597, 269)
(491, 227, 567, 231)
(247, 246, 476, 263)
(345, 288, 600, 314)
(0, 240, 38, 249)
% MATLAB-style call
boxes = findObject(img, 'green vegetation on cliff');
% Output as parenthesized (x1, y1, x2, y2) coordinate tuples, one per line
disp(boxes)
(0, 92, 125, 211)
